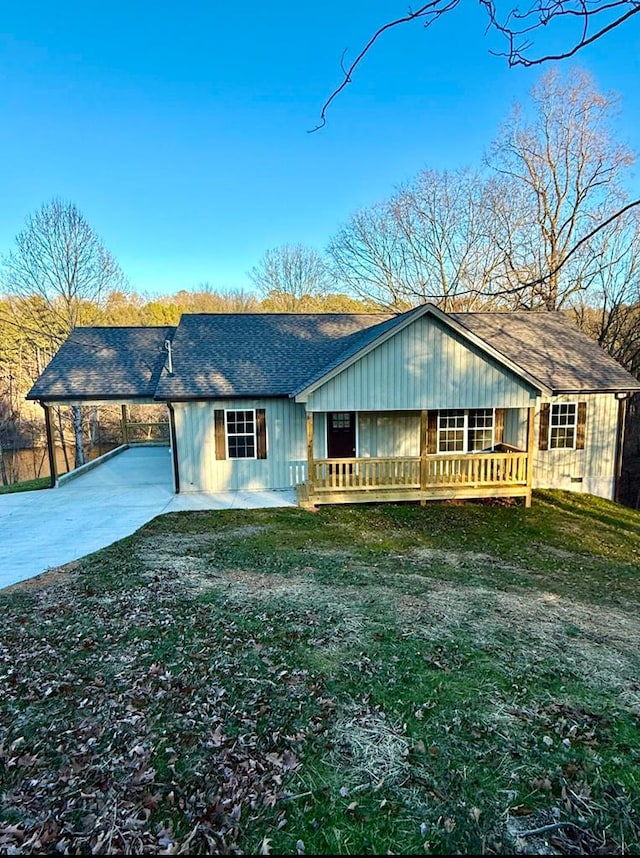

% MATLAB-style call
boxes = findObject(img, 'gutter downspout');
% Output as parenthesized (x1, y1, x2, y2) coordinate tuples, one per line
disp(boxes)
(167, 402, 180, 494)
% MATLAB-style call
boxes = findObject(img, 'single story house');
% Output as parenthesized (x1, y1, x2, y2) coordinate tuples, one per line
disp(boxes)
(27, 303, 640, 507)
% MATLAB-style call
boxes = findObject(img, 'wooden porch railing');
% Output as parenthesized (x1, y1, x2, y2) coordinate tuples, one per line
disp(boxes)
(310, 452, 528, 492)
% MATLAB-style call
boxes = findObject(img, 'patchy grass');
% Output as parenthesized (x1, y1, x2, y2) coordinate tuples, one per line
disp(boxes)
(1, 490, 639, 854)
(0, 477, 50, 495)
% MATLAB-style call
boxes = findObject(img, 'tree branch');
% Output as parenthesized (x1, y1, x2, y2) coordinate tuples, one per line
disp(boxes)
(310, 0, 460, 132)
(314, 0, 640, 127)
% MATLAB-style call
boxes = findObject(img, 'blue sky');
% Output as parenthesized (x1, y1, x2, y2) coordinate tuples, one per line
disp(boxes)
(1, 1, 639, 296)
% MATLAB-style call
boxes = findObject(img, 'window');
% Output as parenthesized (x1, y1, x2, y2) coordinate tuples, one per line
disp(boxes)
(468, 409, 494, 452)
(331, 412, 352, 430)
(438, 410, 465, 452)
(437, 409, 494, 453)
(549, 402, 577, 449)
(226, 409, 256, 459)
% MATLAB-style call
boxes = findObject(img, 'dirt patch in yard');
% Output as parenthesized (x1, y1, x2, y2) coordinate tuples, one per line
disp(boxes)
(6, 561, 78, 593)
(396, 580, 640, 704)
(134, 530, 640, 708)
(406, 547, 524, 574)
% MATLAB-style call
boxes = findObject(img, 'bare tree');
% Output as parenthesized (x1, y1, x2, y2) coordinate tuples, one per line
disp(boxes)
(488, 68, 635, 310)
(327, 168, 511, 310)
(327, 70, 637, 317)
(2, 199, 127, 468)
(314, 0, 640, 130)
(327, 200, 412, 309)
(248, 244, 335, 311)
(572, 208, 640, 375)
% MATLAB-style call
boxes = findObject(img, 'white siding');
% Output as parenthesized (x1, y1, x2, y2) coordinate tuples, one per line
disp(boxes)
(173, 398, 307, 491)
(532, 393, 619, 500)
(304, 315, 537, 412)
(504, 408, 528, 450)
(358, 411, 420, 457)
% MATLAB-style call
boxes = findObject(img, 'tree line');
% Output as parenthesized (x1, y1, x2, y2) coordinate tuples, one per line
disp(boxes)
(1, 68, 639, 483)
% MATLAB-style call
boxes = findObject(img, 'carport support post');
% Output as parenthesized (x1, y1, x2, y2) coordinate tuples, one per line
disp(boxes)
(121, 404, 129, 446)
(41, 403, 58, 488)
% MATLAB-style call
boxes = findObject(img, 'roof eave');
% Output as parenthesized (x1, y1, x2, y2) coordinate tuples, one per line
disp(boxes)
(27, 392, 157, 403)
(154, 392, 290, 402)
(552, 386, 640, 396)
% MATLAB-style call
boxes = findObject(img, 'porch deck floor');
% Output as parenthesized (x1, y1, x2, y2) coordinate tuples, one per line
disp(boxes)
(0, 446, 296, 590)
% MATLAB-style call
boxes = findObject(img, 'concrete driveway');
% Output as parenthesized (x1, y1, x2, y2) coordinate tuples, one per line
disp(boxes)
(0, 446, 296, 590)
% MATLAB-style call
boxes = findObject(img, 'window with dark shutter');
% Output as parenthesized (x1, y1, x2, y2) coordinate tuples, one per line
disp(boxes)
(549, 402, 580, 449)
(226, 410, 256, 459)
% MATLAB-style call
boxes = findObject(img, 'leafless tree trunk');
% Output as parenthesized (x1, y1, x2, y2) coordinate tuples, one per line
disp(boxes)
(87, 406, 100, 455)
(72, 406, 84, 470)
(55, 407, 71, 474)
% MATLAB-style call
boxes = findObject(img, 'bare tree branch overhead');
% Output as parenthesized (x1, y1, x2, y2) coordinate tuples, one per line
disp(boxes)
(326, 70, 640, 314)
(313, 0, 640, 130)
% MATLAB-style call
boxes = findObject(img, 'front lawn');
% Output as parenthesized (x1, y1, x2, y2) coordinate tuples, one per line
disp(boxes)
(1, 491, 639, 854)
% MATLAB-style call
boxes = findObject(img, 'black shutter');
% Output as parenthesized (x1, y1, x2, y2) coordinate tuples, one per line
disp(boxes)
(427, 412, 438, 454)
(256, 408, 267, 459)
(576, 402, 587, 450)
(214, 409, 226, 460)
(539, 403, 550, 451)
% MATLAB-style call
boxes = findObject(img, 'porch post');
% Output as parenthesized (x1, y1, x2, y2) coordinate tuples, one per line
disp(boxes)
(41, 402, 58, 488)
(420, 409, 428, 506)
(525, 404, 536, 508)
(121, 404, 129, 446)
(306, 412, 314, 489)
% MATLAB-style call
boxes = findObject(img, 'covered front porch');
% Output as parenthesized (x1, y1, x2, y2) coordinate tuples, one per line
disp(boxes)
(298, 407, 535, 507)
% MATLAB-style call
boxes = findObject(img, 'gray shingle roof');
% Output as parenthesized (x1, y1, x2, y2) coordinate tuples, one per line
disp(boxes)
(26, 326, 176, 401)
(153, 313, 391, 399)
(451, 312, 640, 393)
(27, 308, 640, 404)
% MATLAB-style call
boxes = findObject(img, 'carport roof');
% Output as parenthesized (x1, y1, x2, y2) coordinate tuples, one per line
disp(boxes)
(26, 326, 176, 402)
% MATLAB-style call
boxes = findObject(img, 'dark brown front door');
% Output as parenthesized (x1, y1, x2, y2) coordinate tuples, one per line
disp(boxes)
(327, 412, 356, 458)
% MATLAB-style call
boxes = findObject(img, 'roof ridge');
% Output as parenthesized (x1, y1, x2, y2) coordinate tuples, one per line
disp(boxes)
(179, 311, 391, 318)
(70, 325, 176, 331)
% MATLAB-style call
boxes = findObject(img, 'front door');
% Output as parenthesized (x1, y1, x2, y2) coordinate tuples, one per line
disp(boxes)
(327, 412, 356, 458)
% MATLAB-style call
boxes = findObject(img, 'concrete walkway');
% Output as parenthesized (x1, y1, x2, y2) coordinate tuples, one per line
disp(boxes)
(0, 446, 296, 590)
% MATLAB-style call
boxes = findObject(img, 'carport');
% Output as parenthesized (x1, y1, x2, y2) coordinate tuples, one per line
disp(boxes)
(26, 325, 180, 490)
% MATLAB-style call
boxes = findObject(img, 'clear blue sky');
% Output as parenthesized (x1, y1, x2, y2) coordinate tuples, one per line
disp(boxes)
(1, 1, 639, 296)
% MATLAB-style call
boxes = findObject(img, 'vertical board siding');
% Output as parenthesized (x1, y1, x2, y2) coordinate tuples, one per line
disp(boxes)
(312, 412, 326, 459)
(305, 315, 536, 412)
(532, 393, 618, 499)
(358, 412, 420, 457)
(174, 398, 307, 491)
(504, 408, 528, 450)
